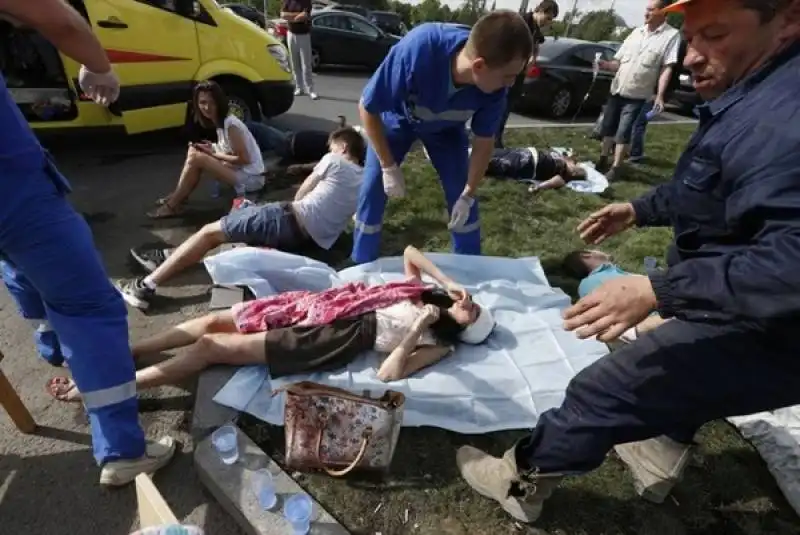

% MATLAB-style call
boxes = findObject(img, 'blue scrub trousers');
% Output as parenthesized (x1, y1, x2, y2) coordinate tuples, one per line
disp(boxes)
(514, 320, 800, 475)
(352, 126, 481, 264)
(0, 160, 145, 465)
(1, 260, 64, 366)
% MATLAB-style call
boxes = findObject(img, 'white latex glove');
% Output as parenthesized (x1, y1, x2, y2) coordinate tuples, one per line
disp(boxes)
(382, 165, 406, 198)
(78, 65, 121, 106)
(448, 194, 475, 230)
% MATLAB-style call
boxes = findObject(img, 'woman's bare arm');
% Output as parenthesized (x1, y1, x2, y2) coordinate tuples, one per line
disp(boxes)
(214, 124, 251, 165)
(377, 320, 450, 382)
(402, 245, 455, 286)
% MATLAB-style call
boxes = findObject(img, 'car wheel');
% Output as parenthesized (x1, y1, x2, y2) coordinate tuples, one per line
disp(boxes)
(219, 80, 261, 123)
(311, 48, 321, 72)
(549, 87, 573, 119)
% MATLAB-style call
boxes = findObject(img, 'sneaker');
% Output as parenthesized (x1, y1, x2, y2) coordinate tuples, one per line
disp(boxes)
(614, 435, 694, 503)
(99, 436, 177, 487)
(457, 445, 561, 523)
(130, 247, 169, 274)
(605, 166, 620, 181)
(309, 92, 319, 100)
(293, 88, 304, 96)
(116, 278, 156, 310)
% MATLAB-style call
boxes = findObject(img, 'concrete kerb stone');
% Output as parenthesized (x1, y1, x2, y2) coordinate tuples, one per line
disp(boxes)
(192, 365, 350, 534)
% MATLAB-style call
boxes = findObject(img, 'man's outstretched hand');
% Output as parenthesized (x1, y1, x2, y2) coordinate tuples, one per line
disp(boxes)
(563, 274, 657, 343)
(577, 202, 637, 245)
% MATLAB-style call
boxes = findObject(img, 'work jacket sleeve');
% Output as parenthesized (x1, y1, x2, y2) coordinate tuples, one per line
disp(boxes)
(649, 129, 800, 321)
(631, 181, 676, 228)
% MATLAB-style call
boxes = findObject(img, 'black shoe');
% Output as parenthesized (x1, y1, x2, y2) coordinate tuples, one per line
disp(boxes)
(605, 166, 620, 181)
(596, 155, 610, 173)
(116, 278, 156, 310)
(130, 247, 168, 273)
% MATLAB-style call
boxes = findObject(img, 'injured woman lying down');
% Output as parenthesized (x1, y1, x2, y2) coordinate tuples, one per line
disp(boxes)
(47, 246, 495, 402)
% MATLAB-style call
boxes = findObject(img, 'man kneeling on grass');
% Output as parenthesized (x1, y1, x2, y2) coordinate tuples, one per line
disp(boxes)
(117, 126, 365, 311)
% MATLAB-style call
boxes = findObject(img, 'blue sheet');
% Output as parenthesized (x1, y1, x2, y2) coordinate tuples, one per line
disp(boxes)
(205, 248, 609, 433)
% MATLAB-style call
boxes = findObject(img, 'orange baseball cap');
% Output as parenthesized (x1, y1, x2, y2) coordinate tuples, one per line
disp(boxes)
(662, 0, 694, 13)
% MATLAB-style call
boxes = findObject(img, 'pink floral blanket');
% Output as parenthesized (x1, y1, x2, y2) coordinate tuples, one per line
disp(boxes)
(231, 279, 430, 333)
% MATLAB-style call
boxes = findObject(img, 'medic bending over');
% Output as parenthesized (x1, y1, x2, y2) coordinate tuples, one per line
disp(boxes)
(352, 12, 534, 264)
(0, 2, 175, 485)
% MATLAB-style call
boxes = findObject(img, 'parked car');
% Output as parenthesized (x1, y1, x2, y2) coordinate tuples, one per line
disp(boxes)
(515, 37, 616, 119)
(323, 3, 371, 17)
(667, 39, 702, 113)
(309, 10, 401, 71)
(598, 40, 621, 52)
(221, 3, 267, 29)
(266, 18, 288, 45)
(369, 11, 408, 36)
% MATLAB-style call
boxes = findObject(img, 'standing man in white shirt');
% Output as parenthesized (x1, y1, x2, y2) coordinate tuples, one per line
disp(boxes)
(596, 0, 680, 179)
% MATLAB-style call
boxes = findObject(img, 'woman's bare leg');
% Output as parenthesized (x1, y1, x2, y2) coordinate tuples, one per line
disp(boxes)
(135, 331, 267, 390)
(131, 310, 237, 357)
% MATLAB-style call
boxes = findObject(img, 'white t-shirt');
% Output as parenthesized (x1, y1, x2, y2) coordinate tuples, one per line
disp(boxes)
(612, 23, 680, 100)
(292, 153, 363, 250)
(214, 115, 265, 176)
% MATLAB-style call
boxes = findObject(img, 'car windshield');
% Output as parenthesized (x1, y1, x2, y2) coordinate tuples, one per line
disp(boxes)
(536, 38, 583, 62)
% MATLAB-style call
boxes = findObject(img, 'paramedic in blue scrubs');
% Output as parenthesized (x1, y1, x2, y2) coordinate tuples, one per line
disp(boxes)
(0, 2, 175, 485)
(353, 12, 534, 264)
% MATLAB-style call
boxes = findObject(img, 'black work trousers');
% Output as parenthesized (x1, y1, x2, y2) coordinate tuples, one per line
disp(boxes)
(516, 319, 800, 475)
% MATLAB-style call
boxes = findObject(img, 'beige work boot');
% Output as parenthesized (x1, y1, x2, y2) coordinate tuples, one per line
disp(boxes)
(99, 436, 177, 487)
(614, 435, 693, 503)
(457, 445, 561, 523)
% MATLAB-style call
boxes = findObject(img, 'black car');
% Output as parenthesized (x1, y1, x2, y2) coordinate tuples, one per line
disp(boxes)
(668, 40, 702, 113)
(516, 37, 617, 119)
(310, 10, 401, 71)
(221, 3, 267, 29)
(324, 3, 371, 17)
(369, 11, 408, 37)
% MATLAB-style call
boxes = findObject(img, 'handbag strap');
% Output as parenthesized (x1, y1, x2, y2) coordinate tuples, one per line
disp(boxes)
(314, 421, 373, 477)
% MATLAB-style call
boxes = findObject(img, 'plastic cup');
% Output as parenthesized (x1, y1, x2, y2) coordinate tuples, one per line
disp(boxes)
(284, 493, 313, 534)
(643, 256, 658, 270)
(252, 469, 277, 510)
(211, 424, 239, 465)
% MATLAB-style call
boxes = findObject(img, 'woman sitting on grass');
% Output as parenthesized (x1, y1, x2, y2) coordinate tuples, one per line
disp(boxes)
(47, 246, 495, 401)
(149, 80, 265, 219)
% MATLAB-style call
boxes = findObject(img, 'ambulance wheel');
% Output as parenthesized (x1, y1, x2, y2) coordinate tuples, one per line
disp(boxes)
(549, 86, 573, 119)
(219, 79, 262, 123)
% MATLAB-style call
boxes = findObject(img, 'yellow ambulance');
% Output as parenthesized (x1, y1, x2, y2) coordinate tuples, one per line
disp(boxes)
(0, 0, 294, 134)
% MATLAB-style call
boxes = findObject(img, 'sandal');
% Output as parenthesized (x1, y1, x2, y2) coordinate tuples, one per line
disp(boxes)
(155, 197, 187, 207)
(46, 376, 82, 403)
(147, 202, 183, 219)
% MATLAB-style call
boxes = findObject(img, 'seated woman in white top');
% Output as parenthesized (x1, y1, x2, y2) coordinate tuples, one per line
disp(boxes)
(148, 80, 265, 219)
(47, 246, 496, 402)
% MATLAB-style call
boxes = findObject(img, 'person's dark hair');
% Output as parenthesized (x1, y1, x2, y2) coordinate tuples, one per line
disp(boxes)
(192, 80, 229, 130)
(534, 0, 559, 17)
(328, 126, 367, 165)
(562, 250, 593, 279)
(466, 10, 534, 68)
(563, 157, 587, 181)
(657, 0, 671, 9)
(738, 0, 792, 22)
(419, 289, 467, 345)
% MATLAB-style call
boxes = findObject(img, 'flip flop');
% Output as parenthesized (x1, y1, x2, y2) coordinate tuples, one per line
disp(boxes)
(46, 376, 82, 403)
(147, 203, 183, 219)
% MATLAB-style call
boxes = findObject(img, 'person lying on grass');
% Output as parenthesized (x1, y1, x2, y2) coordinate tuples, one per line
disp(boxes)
(48, 246, 496, 401)
(562, 249, 667, 342)
(117, 125, 366, 311)
(149, 80, 265, 219)
(485, 145, 587, 192)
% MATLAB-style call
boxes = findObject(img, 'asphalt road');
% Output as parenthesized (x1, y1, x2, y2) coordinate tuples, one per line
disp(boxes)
(270, 70, 696, 131)
(0, 72, 695, 535)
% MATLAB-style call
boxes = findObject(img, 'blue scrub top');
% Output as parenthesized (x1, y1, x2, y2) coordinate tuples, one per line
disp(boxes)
(360, 23, 507, 137)
(578, 263, 629, 298)
(0, 74, 47, 175)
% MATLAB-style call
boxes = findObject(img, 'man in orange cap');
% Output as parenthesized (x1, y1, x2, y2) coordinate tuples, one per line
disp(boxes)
(457, 0, 800, 525)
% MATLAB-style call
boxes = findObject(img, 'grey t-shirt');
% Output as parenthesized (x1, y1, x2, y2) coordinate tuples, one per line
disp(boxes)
(292, 153, 364, 249)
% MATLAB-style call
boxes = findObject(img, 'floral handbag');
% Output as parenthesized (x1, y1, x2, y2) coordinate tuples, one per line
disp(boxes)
(277, 381, 405, 477)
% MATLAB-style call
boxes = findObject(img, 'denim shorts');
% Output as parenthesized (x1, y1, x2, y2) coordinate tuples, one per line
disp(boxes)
(220, 202, 309, 249)
(600, 95, 646, 144)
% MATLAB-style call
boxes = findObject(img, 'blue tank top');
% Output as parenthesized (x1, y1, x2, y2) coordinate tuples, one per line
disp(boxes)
(0, 74, 47, 173)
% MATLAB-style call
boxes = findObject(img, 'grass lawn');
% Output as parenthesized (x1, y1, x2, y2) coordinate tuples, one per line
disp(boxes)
(242, 124, 800, 535)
